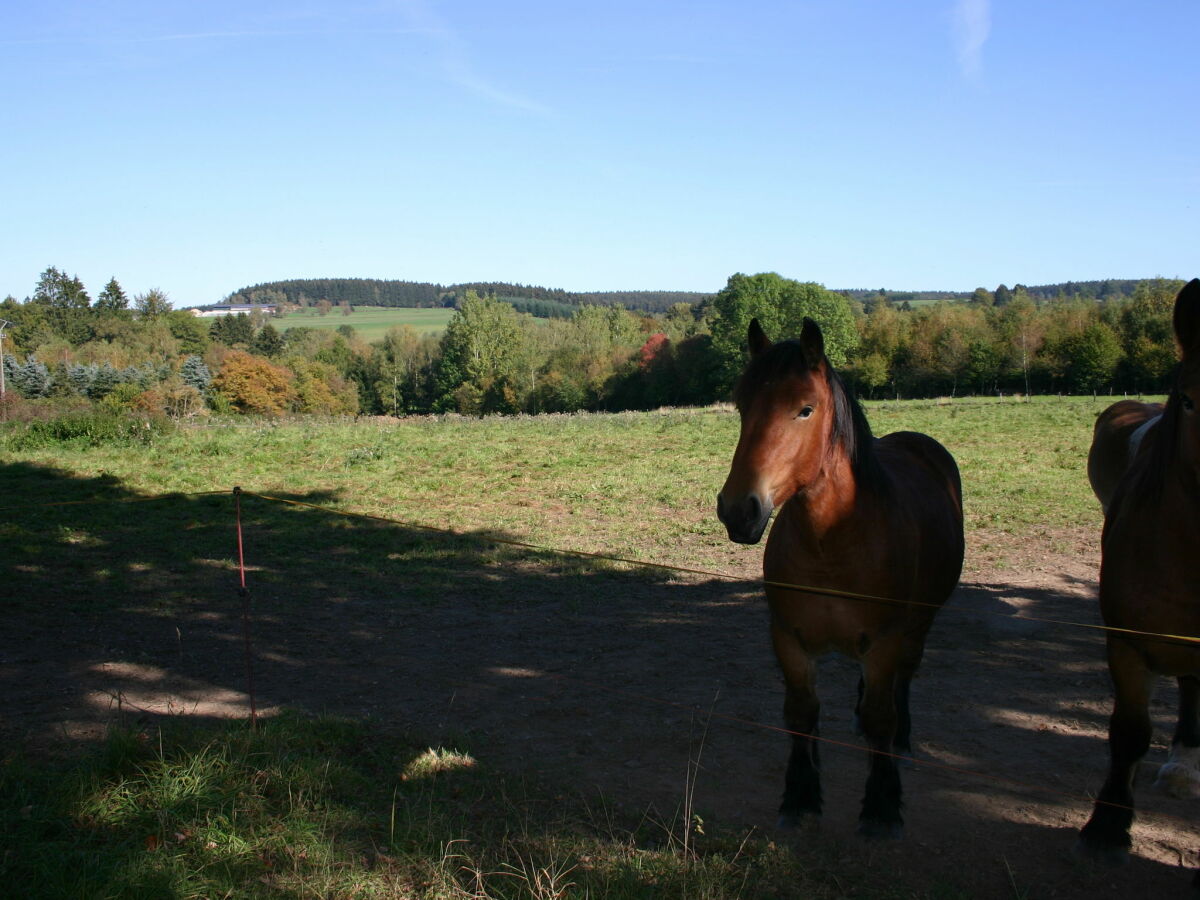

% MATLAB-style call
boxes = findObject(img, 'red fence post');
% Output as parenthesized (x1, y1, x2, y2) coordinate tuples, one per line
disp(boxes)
(233, 486, 258, 728)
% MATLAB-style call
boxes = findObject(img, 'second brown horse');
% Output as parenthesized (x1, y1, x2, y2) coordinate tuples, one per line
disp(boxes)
(718, 317, 964, 837)
(1079, 278, 1200, 870)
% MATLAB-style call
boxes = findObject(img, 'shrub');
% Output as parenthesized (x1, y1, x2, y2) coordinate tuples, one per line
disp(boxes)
(3, 410, 173, 449)
(98, 382, 145, 412)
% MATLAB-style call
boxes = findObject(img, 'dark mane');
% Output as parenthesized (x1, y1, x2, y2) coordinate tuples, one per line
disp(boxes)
(734, 340, 885, 489)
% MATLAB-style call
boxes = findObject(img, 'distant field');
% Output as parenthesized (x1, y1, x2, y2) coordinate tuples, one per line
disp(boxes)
(277, 305, 455, 341)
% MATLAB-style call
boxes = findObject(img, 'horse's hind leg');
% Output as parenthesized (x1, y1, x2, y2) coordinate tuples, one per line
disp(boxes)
(857, 652, 903, 839)
(1155, 675, 1200, 798)
(1078, 639, 1153, 866)
(773, 627, 821, 828)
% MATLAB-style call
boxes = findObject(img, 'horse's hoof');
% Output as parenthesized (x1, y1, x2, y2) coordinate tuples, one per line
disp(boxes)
(1073, 834, 1130, 868)
(857, 819, 904, 841)
(1154, 762, 1200, 799)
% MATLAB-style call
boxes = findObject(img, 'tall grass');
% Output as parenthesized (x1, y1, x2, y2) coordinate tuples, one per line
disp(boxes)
(0, 713, 865, 899)
(3, 410, 173, 450)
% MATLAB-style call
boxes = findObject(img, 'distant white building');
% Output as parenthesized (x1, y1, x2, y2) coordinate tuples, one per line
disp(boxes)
(190, 304, 277, 318)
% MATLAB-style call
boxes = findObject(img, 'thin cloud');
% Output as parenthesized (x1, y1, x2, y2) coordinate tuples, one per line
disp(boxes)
(396, 0, 549, 114)
(951, 0, 991, 78)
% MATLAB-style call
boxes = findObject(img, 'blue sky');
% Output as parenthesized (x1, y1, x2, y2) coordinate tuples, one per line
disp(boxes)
(1, 1, 1196, 307)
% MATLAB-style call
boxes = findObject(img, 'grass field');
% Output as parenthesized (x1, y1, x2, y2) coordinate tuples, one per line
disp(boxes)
(0, 395, 1114, 569)
(0, 396, 1137, 898)
(278, 306, 456, 340)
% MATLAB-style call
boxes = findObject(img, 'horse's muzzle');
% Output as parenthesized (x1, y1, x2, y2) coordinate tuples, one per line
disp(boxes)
(717, 491, 772, 544)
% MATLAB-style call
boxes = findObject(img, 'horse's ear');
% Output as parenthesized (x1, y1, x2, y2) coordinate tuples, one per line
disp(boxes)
(747, 318, 772, 357)
(799, 317, 825, 369)
(1173, 279, 1200, 358)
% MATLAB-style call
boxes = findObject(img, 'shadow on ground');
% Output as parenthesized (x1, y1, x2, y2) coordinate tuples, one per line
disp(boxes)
(2, 459, 1197, 898)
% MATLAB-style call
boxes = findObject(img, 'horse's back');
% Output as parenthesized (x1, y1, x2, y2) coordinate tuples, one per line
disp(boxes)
(875, 430, 965, 594)
(1088, 400, 1164, 513)
(877, 430, 963, 515)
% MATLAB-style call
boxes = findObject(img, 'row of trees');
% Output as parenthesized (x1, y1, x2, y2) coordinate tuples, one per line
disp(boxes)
(848, 278, 1183, 397)
(0, 267, 1189, 420)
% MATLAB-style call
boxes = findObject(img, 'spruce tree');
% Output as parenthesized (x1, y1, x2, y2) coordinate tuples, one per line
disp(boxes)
(96, 278, 130, 311)
(180, 355, 212, 392)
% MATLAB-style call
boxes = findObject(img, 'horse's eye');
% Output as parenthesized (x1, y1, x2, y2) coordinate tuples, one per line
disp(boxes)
(798, 406, 815, 420)
(1183, 395, 1196, 413)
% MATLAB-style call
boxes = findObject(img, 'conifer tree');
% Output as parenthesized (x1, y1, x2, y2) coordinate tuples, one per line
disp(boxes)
(96, 278, 130, 311)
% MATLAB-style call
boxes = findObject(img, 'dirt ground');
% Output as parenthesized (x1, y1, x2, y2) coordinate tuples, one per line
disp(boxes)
(4, 520, 1199, 899)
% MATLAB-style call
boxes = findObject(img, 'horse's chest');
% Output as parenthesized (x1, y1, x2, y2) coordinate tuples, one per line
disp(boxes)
(762, 529, 913, 655)
(763, 519, 910, 593)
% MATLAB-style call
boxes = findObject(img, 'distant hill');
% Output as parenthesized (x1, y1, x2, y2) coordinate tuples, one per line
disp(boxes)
(226, 278, 710, 315)
(225, 276, 1153, 317)
(840, 278, 1146, 306)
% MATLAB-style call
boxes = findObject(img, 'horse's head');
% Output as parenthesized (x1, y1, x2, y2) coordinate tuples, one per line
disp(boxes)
(1172, 278, 1200, 468)
(717, 317, 837, 544)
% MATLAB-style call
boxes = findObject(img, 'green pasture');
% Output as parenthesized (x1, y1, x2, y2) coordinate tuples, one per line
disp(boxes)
(278, 306, 456, 340)
(0, 396, 1133, 898)
(0, 395, 1116, 574)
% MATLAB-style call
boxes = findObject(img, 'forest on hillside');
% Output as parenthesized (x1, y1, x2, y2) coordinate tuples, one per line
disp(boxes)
(226, 277, 1146, 318)
(0, 268, 1187, 421)
(225, 278, 711, 315)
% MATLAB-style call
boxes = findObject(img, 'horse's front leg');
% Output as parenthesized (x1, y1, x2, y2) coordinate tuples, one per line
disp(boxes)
(1154, 675, 1200, 798)
(772, 625, 821, 828)
(1078, 638, 1153, 866)
(855, 661, 919, 760)
(857, 651, 903, 839)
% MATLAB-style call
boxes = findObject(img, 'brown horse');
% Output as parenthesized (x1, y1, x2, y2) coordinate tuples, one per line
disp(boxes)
(717, 317, 964, 838)
(1079, 278, 1200, 867)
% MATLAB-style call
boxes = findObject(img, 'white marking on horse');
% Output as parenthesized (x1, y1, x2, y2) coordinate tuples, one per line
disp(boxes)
(1128, 415, 1161, 460)
(1155, 744, 1200, 798)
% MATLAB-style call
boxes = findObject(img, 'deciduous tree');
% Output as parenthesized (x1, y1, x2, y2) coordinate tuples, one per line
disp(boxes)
(212, 350, 296, 415)
(709, 273, 858, 391)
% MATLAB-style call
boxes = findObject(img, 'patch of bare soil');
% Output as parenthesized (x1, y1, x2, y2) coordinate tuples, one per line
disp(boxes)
(4, 525, 1199, 898)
